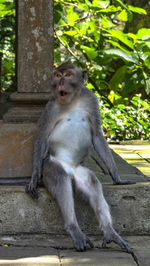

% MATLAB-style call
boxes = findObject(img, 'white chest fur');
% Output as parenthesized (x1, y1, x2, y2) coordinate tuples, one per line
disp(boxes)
(49, 107, 92, 165)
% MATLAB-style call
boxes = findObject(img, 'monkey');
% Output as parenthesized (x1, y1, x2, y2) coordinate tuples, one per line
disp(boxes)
(26, 61, 133, 253)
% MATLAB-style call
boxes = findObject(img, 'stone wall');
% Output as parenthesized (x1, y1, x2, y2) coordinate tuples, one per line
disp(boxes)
(0, 122, 36, 177)
(0, 183, 150, 235)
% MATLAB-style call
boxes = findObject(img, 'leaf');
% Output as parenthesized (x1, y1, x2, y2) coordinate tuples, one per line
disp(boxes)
(108, 90, 121, 103)
(144, 58, 150, 69)
(80, 45, 98, 60)
(101, 16, 115, 28)
(93, 64, 102, 71)
(97, 6, 121, 13)
(88, 21, 100, 43)
(136, 28, 150, 40)
(105, 29, 134, 49)
(141, 71, 150, 95)
(84, 0, 92, 8)
(107, 40, 131, 54)
(128, 5, 147, 15)
(114, 0, 128, 11)
(127, 33, 136, 40)
(118, 10, 128, 21)
(143, 71, 150, 95)
(66, 7, 79, 23)
(109, 65, 127, 91)
(78, 3, 90, 12)
(103, 49, 137, 63)
(59, 35, 69, 47)
(117, 104, 126, 110)
(93, 0, 109, 8)
(0, 3, 14, 17)
(54, 3, 62, 24)
(64, 30, 77, 36)
(145, 80, 150, 95)
(88, 21, 96, 32)
(113, 0, 133, 22)
(144, 41, 150, 49)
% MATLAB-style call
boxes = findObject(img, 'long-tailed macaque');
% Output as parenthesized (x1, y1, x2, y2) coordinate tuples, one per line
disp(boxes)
(26, 62, 132, 252)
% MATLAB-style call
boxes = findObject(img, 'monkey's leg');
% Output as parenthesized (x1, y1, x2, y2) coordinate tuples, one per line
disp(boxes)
(74, 166, 132, 253)
(93, 134, 135, 185)
(43, 159, 93, 251)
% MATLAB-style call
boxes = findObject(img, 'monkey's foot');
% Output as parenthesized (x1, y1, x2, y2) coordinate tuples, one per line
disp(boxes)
(102, 227, 132, 253)
(113, 180, 136, 185)
(25, 180, 38, 199)
(67, 225, 94, 251)
(74, 234, 94, 252)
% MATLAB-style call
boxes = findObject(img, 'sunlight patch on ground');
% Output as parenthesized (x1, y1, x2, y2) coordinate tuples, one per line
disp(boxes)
(0, 255, 59, 265)
(110, 144, 150, 177)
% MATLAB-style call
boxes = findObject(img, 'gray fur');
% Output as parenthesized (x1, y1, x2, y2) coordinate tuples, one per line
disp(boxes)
(26, 63, 132, 253)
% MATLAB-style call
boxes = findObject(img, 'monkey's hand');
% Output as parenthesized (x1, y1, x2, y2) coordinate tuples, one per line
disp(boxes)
(25, 176, 39, 199)
(113, 179, 136, 185)
(102, 227, 132, 253)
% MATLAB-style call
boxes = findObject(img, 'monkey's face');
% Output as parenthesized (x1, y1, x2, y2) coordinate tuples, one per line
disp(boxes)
(52, 69, 81, 105)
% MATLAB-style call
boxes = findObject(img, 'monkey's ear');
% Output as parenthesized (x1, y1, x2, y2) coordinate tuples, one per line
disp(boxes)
(82, 70, 87, 83)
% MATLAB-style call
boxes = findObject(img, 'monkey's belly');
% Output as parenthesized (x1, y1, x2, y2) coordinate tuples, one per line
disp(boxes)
(50, 113, 92, 165)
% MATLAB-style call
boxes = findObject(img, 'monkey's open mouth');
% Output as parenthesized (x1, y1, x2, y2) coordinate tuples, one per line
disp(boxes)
(60, 90, 68, 97)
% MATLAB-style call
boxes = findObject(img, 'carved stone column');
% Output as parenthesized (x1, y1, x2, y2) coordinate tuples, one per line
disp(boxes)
(17, 0, 53, 93)
(3, 0, 53, 122)
(0, 0, 54, 178)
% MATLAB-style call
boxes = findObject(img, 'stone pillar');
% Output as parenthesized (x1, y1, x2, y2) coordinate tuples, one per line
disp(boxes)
(0, 53, 2, 99)
(17, 0, 53, 93)
(3, 0, 53, 122)
(0, 0, 54, 178)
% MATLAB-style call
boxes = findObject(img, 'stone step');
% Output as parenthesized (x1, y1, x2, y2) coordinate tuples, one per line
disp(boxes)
(0, 182, 150, 236)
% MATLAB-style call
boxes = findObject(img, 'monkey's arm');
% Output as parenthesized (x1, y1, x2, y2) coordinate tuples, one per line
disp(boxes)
(25, 128, 48, 198)
(92, 129, 135, 185)
(89, 95, 135, 185)
(92, 130, 120, 184)
(26, 101, 56, 197)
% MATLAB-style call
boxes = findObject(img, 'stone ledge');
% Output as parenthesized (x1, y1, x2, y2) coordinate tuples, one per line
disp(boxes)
(0, 183, 150, 236)
(2, 92, 51, 122)
(9, 92, 50, 104)
(3, 107, 44, 123)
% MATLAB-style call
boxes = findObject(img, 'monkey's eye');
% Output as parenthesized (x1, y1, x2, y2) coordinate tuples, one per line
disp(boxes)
(64, 72, 72, 78)
(55, 72, 62, 78)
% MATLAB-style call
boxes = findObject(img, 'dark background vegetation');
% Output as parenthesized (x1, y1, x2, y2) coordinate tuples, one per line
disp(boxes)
(0, 0, 150, 141)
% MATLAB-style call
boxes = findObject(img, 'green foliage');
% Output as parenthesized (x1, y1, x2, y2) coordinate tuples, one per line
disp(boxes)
(0, 0, 149, 140)
(54, 0, 150, 102)
(100, 95, 150, 141)
(1, 50, 15, 91)
(0, 0, 15, 91)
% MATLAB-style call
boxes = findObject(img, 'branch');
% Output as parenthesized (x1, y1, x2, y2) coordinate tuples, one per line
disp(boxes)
(54, 30, 79, 62)
(55, 15, 89, 30)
